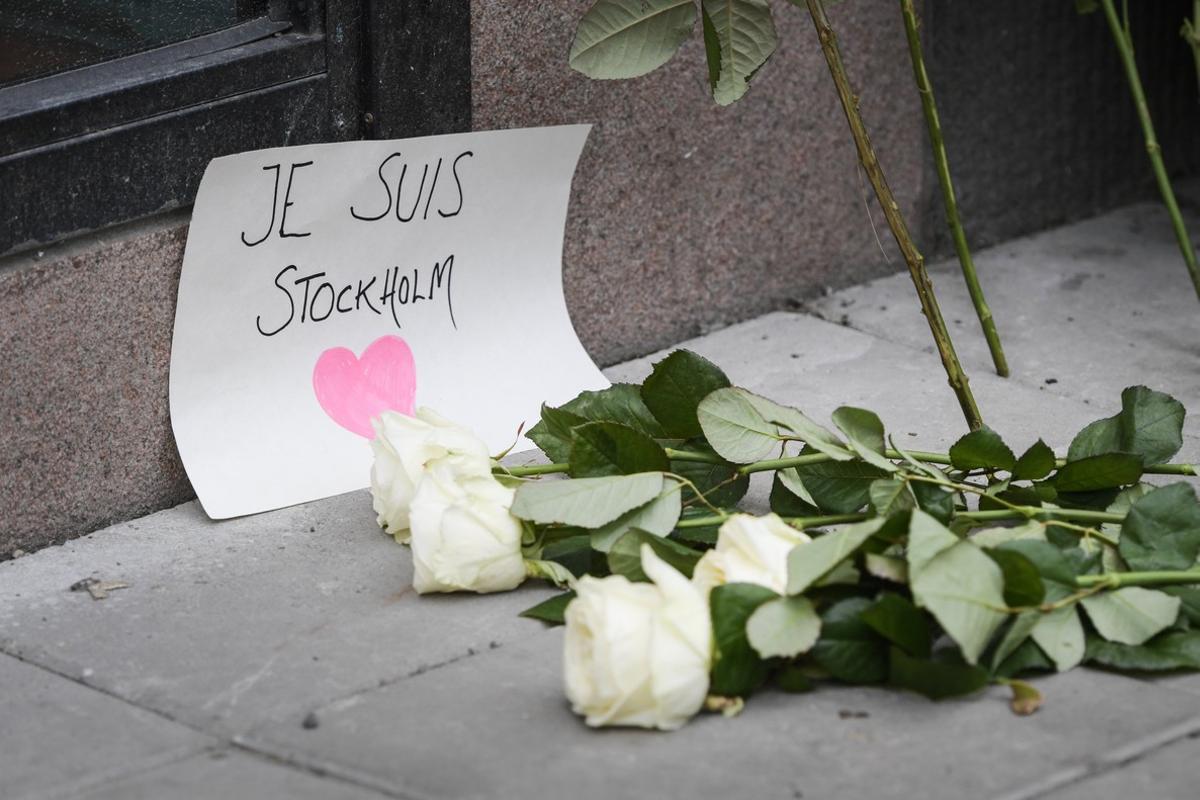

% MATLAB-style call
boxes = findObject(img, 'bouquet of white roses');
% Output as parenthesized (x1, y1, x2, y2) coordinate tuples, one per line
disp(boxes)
(371, 350, 1200, 731)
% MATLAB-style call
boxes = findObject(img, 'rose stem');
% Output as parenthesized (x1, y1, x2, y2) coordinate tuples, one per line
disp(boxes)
(899, 0, 1009, 377)
(1100, 0, 1200, 299)
(1185, 1, 1200, 103)
(802, 0, 983, 430)
(500, 449, 1198, 477)
(1076, 569, 1200, 589)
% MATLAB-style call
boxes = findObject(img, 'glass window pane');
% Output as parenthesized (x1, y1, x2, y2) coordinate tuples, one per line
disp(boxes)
(0, 1, 269, 88)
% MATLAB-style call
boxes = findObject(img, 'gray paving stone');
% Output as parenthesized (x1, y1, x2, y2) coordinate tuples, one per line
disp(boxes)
(0, 491, 556, 736)
(1037, 733, 1200, 800)
(809, 198, 1200, 413)
(71, 749, 388, 800)
(0, 653, 209, 800)
(245, 630, 1200, 800)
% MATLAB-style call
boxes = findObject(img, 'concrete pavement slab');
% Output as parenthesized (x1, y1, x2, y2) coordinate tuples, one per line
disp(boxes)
(0, 491, 556, 736)
(809, 200, 1200, 411)
(70, 749, 389, 800)
(0, 653, 209, 800)
(246, 629, 1200, 800)
(1036, 731, 1200, 800)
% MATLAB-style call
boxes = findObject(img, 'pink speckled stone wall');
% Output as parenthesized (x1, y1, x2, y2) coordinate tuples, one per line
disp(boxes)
(471, 1, 926, 365)
(0, 220, 194, 556)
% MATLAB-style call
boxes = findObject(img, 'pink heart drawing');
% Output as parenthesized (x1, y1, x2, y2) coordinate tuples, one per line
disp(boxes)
(312, 335, 417, 438)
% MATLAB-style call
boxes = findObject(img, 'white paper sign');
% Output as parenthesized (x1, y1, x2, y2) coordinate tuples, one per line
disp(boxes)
(170, 125, 607, 519)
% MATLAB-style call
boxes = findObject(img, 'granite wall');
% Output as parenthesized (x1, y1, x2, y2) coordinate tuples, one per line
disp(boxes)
(923, 0, 1200, 250)
(473, 0, 925, 366)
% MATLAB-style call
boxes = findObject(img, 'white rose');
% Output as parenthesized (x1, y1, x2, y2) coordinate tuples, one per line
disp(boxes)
(408, 462, 526, 594)
(692, 513, 811, 596)
(370, 408, 492, 542)
(564, 545, 712, 731)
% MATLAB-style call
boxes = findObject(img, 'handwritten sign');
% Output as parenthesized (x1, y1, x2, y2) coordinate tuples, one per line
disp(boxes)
(170, 125, 607, 519)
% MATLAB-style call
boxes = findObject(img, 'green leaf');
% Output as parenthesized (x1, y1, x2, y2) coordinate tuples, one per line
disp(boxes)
(671, 443, 749, 507)
(561, 383, 668, 438)
(568, 421, 669, 478)
(607, 528, 701, 581)
(527, 404, 587, 463)
(1013, 439, 1056, 481)
(905, 509, 956, 573)
(1111, 385, 1185, 466)
(911, 481, 956, 525)
(991, 612, 1041, 671)
(888, 647, 989, 700)
(746, 595, 821, 658)
(982, 485, 1043, 512)
(701, 0, 777, 106)
(640, 350, 730, 438)
(569, 0, 697, 79)
(540, 534, 592, 577)
(969, 520, 1047, 548)
(698, 388, 852, 464)
(519, 591, 575, 625)
(860, 593, 932, 658)
(995, 540, 1079, 586)
(1163, 586, 1200, 627)
(696, 387, 783, 463)
(1053, 453, 1143, 492)
(672, 508, 721, 545)
(1101, 482, 1153, 539)
(511, 473, 664, 527)
(907, 511, 1007, 664)
(995, 540, 1077, 617)
(864, 552, 908, 584)
(589, 482, 682, 551)
(949, 426, 1016, 471)
(786, 518, 883, 594)
(710, 583, 778, 696)
(1067, 386, 1185, 466)
(527, 384, 668, 461)
(816, 560, 860, 588)
(769, 472, 818, 516)
(1056, 488, 1120, 512)
(1085, 630, 1200, 670)
(809, 597, 889, 684)
(743, 392, 853, 461)
(1030, 604, 1085, 672)
(869, 478, 915, 517)
(1080, 588, 1182, 645)
(994, 637, 1054, 678)
(888, 437, 949, 480)
(785, 460, 888, 514)
(1119, 483, 1200, 571)
(701, 2, 722, 89)
(523, 559, 575, 588)
(1032, 481, 1059, 504)
(775, 665, 815, 693)
(832, 406, 896, 472)
(1069, 417, 1121, 465)
(985, 549, 1046, 607)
